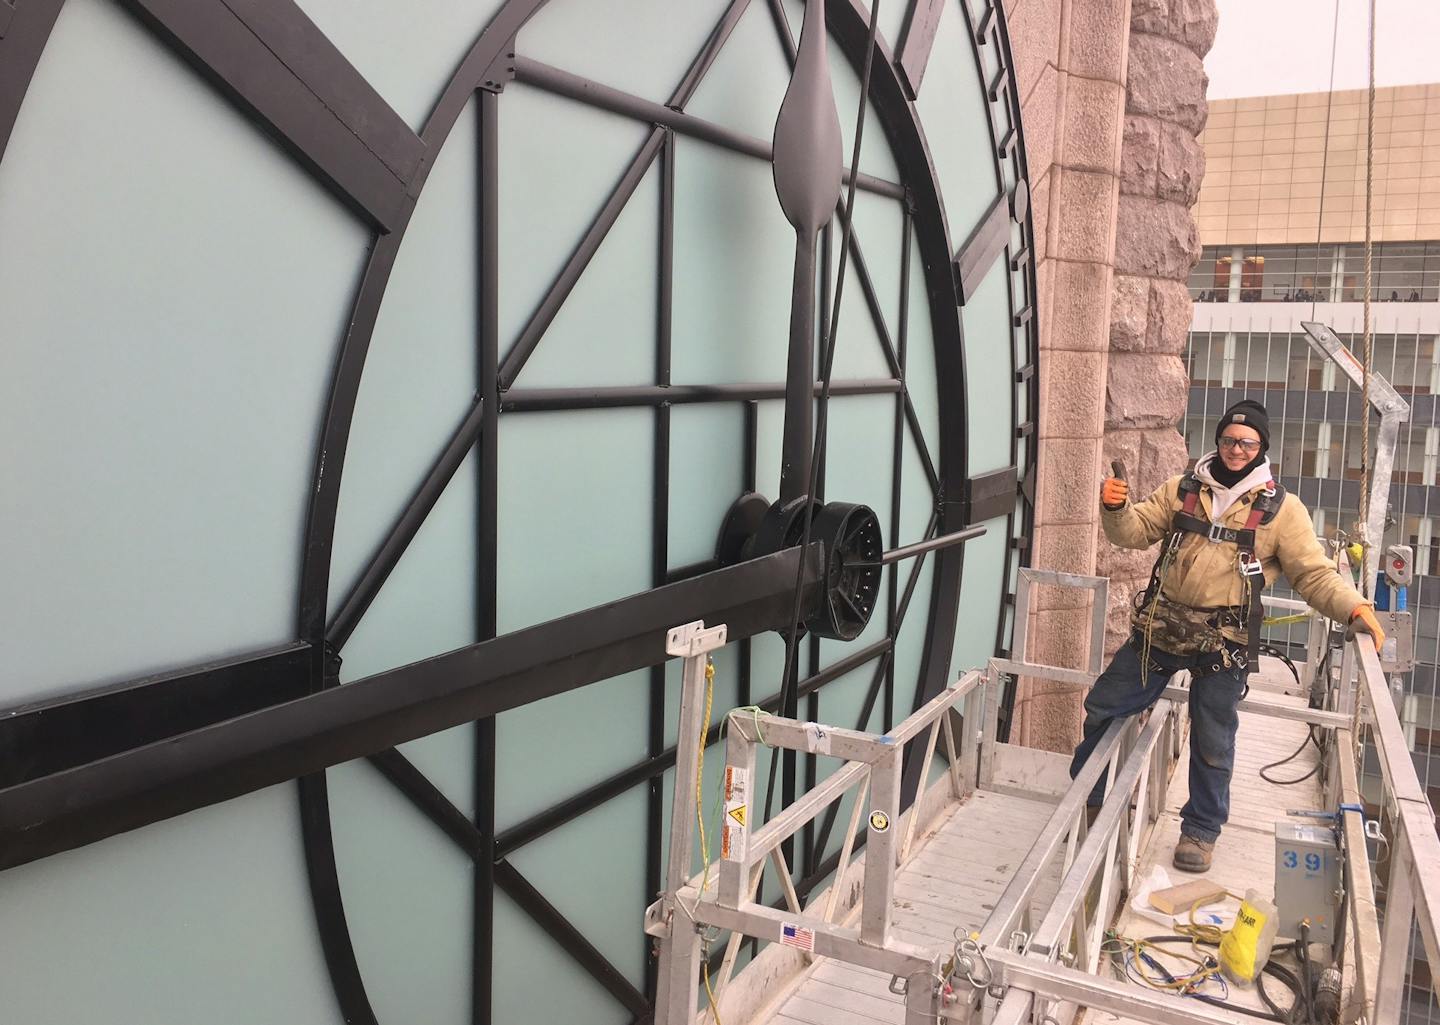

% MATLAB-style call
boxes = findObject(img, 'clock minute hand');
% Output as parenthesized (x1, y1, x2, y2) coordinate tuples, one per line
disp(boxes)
(772, 0, 843, 503)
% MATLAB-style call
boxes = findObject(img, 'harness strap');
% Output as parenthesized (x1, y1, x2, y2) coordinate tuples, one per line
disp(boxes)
(1238, 491, 1272, 666)
(1140, 474, 1286, 676)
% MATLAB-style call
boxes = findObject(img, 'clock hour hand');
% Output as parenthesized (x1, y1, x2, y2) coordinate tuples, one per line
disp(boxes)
(772, 0, 843, 503)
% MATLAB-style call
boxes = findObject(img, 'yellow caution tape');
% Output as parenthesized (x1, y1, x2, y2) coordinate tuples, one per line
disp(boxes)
(1262, 613, 1312, 626)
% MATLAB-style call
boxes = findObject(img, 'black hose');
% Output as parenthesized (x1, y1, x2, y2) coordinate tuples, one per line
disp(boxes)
(1137, 935, 1304, 1023)
(1259, 725, 1322, 785)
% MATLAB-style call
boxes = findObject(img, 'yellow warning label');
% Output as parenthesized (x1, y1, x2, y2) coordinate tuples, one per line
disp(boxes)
(728, 805, 746, 827)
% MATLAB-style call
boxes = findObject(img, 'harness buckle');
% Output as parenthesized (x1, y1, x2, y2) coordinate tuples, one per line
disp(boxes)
(1239, 553, 1264, 577)
(1207, 523, 1227, 543)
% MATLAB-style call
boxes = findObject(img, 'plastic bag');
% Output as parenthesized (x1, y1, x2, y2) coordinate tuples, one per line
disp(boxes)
(1219, 889, 1279, 985)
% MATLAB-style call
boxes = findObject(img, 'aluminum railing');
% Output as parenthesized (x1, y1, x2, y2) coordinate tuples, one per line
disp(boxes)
(645, 619, 996, 1025)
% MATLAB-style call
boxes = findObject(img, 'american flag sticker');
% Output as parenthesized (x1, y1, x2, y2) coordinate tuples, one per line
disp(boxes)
(779, 923, 815, 952)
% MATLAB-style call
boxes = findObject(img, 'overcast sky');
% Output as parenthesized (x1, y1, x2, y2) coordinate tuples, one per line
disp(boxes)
(1206, 0, 1440, 100)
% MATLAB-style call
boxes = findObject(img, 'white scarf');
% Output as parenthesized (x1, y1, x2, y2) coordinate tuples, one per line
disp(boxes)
(1193, 452, 1274, 523)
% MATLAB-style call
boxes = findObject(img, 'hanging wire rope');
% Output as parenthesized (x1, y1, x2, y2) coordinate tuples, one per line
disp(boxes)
(1308, 0, 1342, 324)
(1359, 0, 1377, 541)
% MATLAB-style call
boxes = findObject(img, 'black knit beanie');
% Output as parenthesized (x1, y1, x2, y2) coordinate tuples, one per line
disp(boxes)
(1215, 399, 1270, 453)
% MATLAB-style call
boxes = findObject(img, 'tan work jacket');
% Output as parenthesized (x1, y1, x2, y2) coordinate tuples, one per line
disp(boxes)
(1102, 474, 1366, 644)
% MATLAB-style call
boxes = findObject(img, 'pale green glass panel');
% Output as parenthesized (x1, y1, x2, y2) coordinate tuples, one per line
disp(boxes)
(668, 403, 746, 571)
(507, 785, 650, 985)
(0, 786, 339, 1025)
(752, 399, 786, 502)
(520, 0, 733, 104)
(951, 518, 1007, 675)
(493, 408, 652, 830)
(294, 0, 507, 129)
(890, 431, 941, 719)
(495, 668, 649, 832)
(0, 0, 367, 706)
(671, 139, 794, 387)
(914, 1, 1000, 246)
(902, 227, 944, 469)
(493, 892, 630, 1025)
(327, 99, 480, 811)
(512, 169, 658, 389)
(330, 761, 472, 1025)
(825, 197, 905, 382)
(898, 429, 939, 554)
(338, 454, 477, 814)
(778, 0, 902, 182)
(496, 409, 652, 631)
(962, 260, 1015, 475)
(498, 88, 652, 369)
(877, 4, 911, 62)
(682, 1, 790, 145)
(328, 95, 477, 607)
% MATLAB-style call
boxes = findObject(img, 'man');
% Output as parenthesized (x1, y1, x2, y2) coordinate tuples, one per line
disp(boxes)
(1072, 399, 1386, 872)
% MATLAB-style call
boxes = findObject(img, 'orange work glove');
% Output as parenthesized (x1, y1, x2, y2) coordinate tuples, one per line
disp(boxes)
(1349, 604, 1387, 652)
(1100, 478, 1129, 509)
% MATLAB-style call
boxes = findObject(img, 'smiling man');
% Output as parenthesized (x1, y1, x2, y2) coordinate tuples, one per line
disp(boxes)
(1072, 399, 1386, 872)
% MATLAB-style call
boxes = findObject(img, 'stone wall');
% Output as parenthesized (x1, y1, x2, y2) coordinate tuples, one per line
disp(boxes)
(1004, 0, 1216, 752)
(1099, 0, 1216, 656)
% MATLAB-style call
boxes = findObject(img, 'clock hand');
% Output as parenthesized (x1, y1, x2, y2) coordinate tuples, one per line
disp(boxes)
(772, 0, 843, 503)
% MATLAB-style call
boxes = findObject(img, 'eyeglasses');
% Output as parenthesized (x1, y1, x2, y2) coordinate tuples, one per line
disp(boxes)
(1219, 437, 1261, 453)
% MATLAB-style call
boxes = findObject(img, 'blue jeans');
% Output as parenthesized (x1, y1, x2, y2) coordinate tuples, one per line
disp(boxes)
(1067, 640, 1247, 844)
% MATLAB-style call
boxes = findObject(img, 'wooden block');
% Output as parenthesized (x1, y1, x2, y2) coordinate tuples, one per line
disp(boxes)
(1149, 879, 1229, 915)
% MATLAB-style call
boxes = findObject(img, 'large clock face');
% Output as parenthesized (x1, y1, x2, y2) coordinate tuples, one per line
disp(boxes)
(0, 1, 1036, 1023)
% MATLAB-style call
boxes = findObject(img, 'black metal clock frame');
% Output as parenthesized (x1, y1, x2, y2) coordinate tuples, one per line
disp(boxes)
(0, 1, 1039, 1023)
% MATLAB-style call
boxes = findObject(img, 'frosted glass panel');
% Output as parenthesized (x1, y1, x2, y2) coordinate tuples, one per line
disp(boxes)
(951, 521, 1007, 675)
(295, 0, 507, 129)
(962, 261, 1015, 475)
(496, 669, 650, 831)
(671, 139, 795, 386)
(520, 0, 732, 105)
(493, 892, 632, 1025)
(0, 0, 368, 705)
(508, 785, 650, 984)
(902, 228, 944, 466)
(683, 2, 791, 144)
(827, 193, 906, 382)
(329, 94, 477, 620)
(0, 786, 339, 1025)
(914, 0, 1001, 243)
(331, 761, 473, 1025)
(339, 453, 477, 813)
(668, 404, 746, 570)
(496, 409, 653, 631)
(512, 170, 659, 389)
(498, 88, 652, 367)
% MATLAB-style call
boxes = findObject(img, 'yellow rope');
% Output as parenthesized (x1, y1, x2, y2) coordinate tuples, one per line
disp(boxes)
(695, 658, 724, 1025)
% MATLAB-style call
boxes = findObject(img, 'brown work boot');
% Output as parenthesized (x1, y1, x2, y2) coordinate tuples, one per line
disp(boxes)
(1173, 834, 1215, 873)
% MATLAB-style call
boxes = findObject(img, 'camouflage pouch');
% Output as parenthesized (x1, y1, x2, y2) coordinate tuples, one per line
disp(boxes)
(1130, 592, 1229, 657)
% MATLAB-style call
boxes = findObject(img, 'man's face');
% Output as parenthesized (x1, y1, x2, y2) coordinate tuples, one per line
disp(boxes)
(1218, 423, 1262, 472)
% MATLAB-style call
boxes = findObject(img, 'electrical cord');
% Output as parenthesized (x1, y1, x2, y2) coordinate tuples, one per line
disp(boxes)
(1258, 725, 1322, 786)
(1250, 644, 1322, 785)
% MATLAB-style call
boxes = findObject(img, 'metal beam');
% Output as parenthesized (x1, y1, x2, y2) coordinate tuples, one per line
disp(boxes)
(0, 642, 311, 788)
(120, 0, 425, 232)
(0, 546, 823, 869)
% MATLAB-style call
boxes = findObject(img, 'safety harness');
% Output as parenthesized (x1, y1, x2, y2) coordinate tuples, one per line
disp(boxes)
(1137, 472, 1287, 676)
